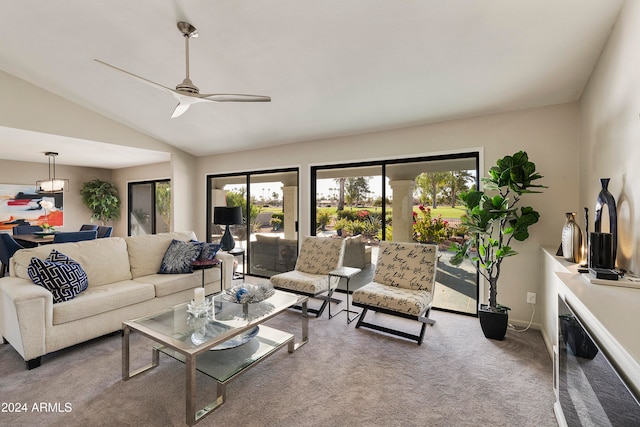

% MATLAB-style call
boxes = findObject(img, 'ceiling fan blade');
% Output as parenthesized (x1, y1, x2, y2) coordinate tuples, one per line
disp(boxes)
(171, 103, 191, 118)
(169, 93, 213, 118)
(94, 59, 175, 95)
(199, 93, 271, 102)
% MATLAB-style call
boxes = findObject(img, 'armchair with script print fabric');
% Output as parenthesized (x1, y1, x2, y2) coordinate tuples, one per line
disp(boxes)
(352, 241, 437, 345)
(270, 236, 346, 317)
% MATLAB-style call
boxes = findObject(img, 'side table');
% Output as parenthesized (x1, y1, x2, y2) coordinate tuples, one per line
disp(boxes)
(328, 266, 362, 323)
(228, 248, 245, 280)
(191, 258, 222, 289)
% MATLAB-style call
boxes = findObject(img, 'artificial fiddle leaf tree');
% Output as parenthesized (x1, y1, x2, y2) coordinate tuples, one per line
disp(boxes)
(80, 179, 121, 224)
(450, 151, 546, 316)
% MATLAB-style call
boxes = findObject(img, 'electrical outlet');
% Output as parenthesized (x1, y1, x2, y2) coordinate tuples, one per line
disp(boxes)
(527, 292, 537, 304)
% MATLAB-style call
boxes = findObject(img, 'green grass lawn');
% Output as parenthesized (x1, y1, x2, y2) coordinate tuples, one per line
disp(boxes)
(312, 205, 466, 219)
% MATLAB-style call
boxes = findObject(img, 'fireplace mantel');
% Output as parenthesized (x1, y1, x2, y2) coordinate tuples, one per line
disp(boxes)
(541, 246, 640, 399)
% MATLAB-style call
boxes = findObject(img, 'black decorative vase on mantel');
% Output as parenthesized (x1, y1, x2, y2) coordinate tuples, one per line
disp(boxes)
(594, 178, 618, 267)
(478, 305, 508, 340)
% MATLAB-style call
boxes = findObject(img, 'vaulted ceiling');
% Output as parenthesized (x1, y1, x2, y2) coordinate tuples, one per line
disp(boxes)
(0, 1, 624, 168)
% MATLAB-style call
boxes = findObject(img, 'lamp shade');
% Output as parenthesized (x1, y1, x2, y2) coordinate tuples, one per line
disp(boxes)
(214, 206, 243, 225)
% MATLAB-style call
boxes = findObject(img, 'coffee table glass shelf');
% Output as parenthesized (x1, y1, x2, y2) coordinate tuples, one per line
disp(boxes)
(122, 288, 309, 426)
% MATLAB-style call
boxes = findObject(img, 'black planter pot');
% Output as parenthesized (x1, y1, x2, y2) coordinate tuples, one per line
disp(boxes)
(478, 304, 508, 340)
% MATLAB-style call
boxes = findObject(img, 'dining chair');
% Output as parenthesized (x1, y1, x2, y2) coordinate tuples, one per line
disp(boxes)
(12, 225, 43, 235)
(79, 224, 98, 231)
(1, 233, 25, 276)
(53, 230, 98, 243)
(96, 226, 113, 238)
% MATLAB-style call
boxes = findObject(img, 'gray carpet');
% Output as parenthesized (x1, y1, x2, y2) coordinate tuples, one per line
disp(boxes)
(0, 308, 557, 427)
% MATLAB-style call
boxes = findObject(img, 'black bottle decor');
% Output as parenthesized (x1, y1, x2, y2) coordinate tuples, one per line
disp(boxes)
(593, 178, 617, 267)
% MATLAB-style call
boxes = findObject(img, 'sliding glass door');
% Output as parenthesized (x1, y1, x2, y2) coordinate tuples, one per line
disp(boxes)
(311, 152, 479, 315)
(128, 180, 171, 236)
(207, 168, 299, 279)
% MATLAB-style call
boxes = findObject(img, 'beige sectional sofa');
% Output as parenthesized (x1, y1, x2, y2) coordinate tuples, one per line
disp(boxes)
(0, 231, 233, 369)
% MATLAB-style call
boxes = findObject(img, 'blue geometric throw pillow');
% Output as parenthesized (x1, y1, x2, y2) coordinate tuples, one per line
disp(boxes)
(27, 257, 89, 303)
(47, 249, 76, 264)
(159, 239, 203, 274)
(197, 243, 221, 261)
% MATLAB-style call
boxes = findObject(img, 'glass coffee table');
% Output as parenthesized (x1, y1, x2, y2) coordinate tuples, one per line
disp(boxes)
(122, 289, 309, 426)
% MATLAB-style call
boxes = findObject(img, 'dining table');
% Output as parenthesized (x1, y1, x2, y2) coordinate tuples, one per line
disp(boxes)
(13, 233, 55, 246)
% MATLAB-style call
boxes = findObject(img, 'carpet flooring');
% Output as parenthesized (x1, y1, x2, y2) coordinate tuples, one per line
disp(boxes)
(0, 306, 557, 427)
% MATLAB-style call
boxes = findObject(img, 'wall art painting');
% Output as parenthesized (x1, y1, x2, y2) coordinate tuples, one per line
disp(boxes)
(0, 184, 64, 231)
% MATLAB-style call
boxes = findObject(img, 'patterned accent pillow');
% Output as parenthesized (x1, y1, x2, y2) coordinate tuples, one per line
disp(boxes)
(294, 236, 344, 275)
(197, 242, 221, 261)
(27, 256, 89, 303)
(373, 241, 437, 291)
(159, 239, 203, 274)
(47, 249, 76, 264)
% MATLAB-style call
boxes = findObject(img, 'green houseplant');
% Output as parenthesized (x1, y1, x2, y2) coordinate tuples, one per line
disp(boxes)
(80, 179, 121, 224)
(450, 151, 545, 340)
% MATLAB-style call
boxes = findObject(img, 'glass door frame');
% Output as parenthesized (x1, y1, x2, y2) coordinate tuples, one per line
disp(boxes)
(127, 179, 171, 236)
(206, 168, 299, 278)
(310, 151, 480, 316)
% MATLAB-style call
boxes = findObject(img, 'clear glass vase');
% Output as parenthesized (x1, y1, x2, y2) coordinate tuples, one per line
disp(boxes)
(562, 212, 583, 263)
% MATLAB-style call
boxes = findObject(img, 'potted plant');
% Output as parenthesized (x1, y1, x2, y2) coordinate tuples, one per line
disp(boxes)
(450, 151, 545, 340)
(334, 218, 348, 236)
(80, 179, 121, 224)
(270, 217, 282, 231)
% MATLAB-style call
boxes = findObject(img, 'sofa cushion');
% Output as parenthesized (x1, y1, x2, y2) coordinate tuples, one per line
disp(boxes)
(11, 238, 132, 287)
(159, 239, 202, 274)
(125, 231, 197, 278)
(27, 256, 88, 303)
(134, 273, 201, 298)
(343, 235, 367, 269)
(52, 280, 156, 325)
(255, 234, 280, 243)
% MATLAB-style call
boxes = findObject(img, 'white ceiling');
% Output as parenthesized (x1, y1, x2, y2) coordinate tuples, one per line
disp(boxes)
(0, 0, 624, 169)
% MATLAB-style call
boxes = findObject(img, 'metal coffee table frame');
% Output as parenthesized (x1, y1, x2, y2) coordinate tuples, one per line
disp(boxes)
(122, 290, 309, 426)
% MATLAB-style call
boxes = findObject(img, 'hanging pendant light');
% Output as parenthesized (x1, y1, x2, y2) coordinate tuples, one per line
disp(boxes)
(36, 152, 69, 193)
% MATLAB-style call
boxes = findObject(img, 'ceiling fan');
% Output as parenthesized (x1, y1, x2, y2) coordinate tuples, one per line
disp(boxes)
(95, 21, 271, 118)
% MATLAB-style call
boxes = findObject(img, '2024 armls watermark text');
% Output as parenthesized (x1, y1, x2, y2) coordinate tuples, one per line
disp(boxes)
(2, 402, 72, 413)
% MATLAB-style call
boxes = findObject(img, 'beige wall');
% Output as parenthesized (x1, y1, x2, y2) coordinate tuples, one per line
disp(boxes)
(0, 159, 112, 232)
(196, 102, 580, 325)
(580, 0, 640, 274)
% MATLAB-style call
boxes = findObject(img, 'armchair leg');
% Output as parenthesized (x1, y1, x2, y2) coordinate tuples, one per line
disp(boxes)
(354, 306, 433, 345)
(291, 288, 341, 318)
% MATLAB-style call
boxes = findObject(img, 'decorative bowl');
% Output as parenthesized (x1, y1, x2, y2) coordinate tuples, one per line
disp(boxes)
(222, 283, 275, 304)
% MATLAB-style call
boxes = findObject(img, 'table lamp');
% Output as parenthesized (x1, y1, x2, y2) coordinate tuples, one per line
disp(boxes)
(214, 206, 243, 251)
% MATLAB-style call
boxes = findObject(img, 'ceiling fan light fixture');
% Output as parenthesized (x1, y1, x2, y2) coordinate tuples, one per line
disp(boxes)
(36, 152, 69, 193)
